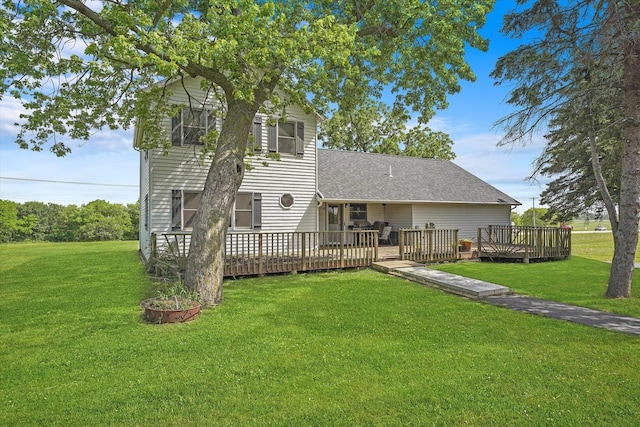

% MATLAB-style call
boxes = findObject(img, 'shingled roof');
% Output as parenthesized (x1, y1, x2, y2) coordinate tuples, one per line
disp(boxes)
(317, 149, 520, 205)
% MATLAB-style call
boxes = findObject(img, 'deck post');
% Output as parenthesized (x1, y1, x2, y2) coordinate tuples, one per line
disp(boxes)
(454, 229, 459, 259)
(374, 230, 380, 261)
(301, 233, 307, 271)
(340, 231, 345, 269)
(151, 232, 157, 256)
(538, 228, 544, 258)
(258, 233, 264, 275)
(399, 230, 405, 260)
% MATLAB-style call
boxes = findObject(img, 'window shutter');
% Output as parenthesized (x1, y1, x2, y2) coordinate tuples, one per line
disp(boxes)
(252, 116, 262, 152)
(268, 124, 277, 152)
(171, 190, 182, 230)
(171, 112, 182, 146)
(253, 193, 262, 229)
(144, 194, 149, 231)
(207, 110, 216, 133)
(296, 121, 305, 156)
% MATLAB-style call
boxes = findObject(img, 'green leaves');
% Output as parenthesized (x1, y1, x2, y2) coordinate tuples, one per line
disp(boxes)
(1, 0, 493, 155)
(320, 99, 455, 160)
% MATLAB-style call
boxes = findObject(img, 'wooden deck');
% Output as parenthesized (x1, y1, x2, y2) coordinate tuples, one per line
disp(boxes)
(377, 244, 477, 261)
(153, 231, 380, 277)
(150, 229, 463, 278)
(147, 226, 565, 279)
(477, 226, 571, 263)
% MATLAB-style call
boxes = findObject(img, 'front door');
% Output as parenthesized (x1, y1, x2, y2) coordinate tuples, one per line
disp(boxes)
(327, 204, 342, 244)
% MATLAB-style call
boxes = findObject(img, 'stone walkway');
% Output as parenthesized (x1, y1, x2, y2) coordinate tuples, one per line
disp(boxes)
(483, 295, 640, 336)
(372, 260, 640, 336)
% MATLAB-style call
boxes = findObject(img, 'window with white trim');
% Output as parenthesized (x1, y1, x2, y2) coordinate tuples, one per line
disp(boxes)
(234, 193, 254, 229)
(171, 107, 215, 146)
(172, 190, 261, 231)
(349, 203, 367, 221)
(171, 190, 201, 230)
(268, 120, 305, 156)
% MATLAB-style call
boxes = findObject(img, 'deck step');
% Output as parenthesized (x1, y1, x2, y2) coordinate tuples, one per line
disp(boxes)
(372, 262, 510, 299)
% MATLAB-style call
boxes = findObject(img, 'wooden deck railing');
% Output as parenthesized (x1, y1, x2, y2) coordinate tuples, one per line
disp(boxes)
(151, 230, 379, 277)
(477, 225, 571, 262)
(398, 228, 459, 262)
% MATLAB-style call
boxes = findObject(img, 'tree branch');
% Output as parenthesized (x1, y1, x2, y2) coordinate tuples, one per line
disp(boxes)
(57, 0, 232, 93)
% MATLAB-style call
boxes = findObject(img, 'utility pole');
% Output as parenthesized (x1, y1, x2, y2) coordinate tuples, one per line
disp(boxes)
(531, 197, 536, 228)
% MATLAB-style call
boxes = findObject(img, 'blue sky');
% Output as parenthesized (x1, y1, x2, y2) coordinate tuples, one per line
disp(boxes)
(0, 1, 545, 213)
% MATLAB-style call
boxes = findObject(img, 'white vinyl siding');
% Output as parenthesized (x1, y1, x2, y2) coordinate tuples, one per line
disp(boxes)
(385, 204, 412, 230)
(139, 77, 318, 258)
(139, 147, 151, 256)
(243, 104, 317, 233)
(412, 203, 512, 240)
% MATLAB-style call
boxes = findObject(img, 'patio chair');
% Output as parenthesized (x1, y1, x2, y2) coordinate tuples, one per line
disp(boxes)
(379, 226, 392, 245)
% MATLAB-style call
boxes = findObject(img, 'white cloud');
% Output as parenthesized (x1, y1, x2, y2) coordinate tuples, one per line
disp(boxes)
(0, 98, 26, 133)
(0, 97, 138, 206)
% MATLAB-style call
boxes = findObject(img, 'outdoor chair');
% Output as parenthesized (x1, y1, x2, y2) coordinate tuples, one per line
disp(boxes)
(379, 226, 392, 245)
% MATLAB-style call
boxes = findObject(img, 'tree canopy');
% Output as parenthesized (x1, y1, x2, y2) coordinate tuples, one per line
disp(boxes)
(1, 0, 495, 305)
(491, 0, 640, 298)
(1, 0, 492, 155)
(0, 199, 139, 243)
(319, 99, 456, 160)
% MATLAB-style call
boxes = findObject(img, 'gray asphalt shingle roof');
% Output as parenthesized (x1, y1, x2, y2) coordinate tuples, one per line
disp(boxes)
(317, 149, 520, 205)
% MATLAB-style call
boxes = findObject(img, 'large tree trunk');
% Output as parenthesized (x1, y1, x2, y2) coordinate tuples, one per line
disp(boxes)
(183, 100, 255, 306)
(606, 2, 640, 298)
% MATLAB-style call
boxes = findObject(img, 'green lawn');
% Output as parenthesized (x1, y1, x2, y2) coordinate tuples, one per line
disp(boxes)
(432, 231, 640, 318)
(571, 231, 640, 263)
(434, 257, 640, 317)
(1, 241, 639, 425)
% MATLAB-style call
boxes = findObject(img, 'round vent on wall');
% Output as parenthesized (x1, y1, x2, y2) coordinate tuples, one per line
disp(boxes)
(280, 193, 294, 209)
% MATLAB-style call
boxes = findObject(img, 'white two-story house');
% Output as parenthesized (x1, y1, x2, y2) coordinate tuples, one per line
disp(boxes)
(137, 77, 322, 259)
(137, 77, 520, 260)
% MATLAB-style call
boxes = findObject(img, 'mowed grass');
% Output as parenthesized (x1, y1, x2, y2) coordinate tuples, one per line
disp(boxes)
(435, 232, 640, 317)
(571, 231, 640, 263)
(1, 241, 639, 425)
(434, 257, 640, 317)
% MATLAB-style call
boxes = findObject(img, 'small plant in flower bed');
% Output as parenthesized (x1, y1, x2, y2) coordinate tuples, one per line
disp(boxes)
(142, 281, 201, 310)
(141, 281, 202, 323)
(143, 295, 198, 310)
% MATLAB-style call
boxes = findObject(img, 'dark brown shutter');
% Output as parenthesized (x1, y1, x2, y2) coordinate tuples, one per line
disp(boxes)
(171, 190, 182, 230)
(268, 124, 277, 152)
(207, 110, 216, 133)
(171, 111, 182, 146)
(253, 116, 262, 152)
(253, 193, 262, 229)
(296, 121, 305, 156)
(144, 194, 149, 231)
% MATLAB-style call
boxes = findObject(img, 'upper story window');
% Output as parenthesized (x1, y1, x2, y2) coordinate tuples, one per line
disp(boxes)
(171, 107, 215, 146)
(268, 120, 305, 156)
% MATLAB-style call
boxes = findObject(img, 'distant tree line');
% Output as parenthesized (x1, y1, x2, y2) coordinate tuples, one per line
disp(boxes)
(0, 199, 139, 243)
